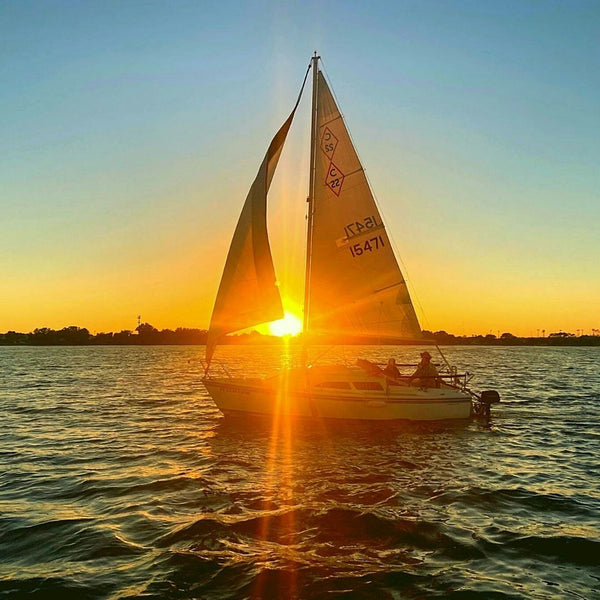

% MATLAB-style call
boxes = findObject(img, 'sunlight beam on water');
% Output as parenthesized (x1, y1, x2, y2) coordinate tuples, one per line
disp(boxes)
(253, 337, 299, 598)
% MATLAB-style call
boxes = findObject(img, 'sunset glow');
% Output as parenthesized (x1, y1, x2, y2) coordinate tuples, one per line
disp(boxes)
(1, 3, 599, 339)
(267, 313, 303, 337)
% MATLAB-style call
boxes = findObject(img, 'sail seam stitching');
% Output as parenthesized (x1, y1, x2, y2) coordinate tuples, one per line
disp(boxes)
(320, 115, 343, 128)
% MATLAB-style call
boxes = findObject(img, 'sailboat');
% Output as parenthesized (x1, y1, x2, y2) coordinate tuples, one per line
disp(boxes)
(202, 54, 498, 421)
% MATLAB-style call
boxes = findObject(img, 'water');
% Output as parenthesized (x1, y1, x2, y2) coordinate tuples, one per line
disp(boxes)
(1, 345, 599, 599)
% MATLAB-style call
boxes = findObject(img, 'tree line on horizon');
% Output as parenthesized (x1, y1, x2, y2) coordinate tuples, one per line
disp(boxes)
(1, 323, 599, 346)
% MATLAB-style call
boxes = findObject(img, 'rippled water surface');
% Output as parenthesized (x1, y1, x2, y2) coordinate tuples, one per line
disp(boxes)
(1, 345, 599, 599)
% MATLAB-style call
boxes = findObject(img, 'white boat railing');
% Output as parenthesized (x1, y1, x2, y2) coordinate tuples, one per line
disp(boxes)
(361, 359, 472, 392)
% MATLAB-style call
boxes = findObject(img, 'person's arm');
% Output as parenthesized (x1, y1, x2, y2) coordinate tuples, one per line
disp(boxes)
(409, 365, 422, 382)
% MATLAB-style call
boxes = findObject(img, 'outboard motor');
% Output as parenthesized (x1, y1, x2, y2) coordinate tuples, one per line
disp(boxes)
(473, 390, 501, 418)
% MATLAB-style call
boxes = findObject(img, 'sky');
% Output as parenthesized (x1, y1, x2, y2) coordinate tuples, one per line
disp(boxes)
(2, 0, 599, 337)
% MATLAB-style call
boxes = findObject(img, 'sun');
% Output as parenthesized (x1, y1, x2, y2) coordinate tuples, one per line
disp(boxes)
(267, 312, 303, 337)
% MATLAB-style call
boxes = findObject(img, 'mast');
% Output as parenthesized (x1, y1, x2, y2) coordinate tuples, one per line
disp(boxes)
(303, 52, 319, 336)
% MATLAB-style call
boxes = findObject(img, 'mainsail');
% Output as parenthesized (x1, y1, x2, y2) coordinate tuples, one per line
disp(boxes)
(205, 71, 308, 366)
(306, 71, 422, 341)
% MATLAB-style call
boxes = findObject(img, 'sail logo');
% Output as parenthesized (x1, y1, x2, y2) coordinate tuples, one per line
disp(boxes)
(320, 127, 338, 159)
(326, 162, 345, 196)
(321, 126, 344, 196)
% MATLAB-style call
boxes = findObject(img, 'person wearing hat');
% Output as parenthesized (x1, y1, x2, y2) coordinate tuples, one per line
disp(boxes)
(409, 351, 440, 388)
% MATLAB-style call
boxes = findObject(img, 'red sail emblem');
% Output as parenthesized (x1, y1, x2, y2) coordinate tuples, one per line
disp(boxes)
(320, 127, 338, 160)
(326, 162, 344, 196)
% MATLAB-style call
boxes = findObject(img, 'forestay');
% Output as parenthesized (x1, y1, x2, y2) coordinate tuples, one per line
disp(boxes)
(306, 71, 422, 341)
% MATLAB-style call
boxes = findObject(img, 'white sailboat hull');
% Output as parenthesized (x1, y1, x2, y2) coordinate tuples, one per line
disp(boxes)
(203, 366, 473, 422)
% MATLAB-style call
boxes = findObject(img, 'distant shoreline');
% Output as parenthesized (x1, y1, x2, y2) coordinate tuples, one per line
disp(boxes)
(1, 325, 599, 347)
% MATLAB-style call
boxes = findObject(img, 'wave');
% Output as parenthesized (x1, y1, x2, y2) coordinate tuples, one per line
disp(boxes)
(433, 486, 598, 519)
(480, 533, 600, 567)
(0, 517, 143, 565)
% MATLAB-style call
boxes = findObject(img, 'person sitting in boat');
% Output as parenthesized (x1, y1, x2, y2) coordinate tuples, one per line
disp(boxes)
(382, 358, 401, 379)
(409, 351, 440, 388)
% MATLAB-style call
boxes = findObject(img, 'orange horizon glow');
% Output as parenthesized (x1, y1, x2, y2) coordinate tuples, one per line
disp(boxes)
(3, 7, 599, 346)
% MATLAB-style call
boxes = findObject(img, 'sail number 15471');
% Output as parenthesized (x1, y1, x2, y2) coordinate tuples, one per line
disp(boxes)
(343, 215, 382, 238)
(349, 235, 386, 257)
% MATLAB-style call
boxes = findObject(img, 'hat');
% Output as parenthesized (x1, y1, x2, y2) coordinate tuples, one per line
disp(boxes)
(420, 351, 432, 359)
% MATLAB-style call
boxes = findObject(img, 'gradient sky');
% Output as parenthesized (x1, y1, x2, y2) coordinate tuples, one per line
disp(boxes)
(2, 0, 599, 337)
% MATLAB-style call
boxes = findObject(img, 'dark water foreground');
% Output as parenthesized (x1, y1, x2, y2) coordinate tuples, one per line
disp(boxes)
(1, 346, 599, 599)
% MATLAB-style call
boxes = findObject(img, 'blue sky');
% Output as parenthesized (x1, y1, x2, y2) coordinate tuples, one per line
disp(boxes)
(2, 0, 599, 335)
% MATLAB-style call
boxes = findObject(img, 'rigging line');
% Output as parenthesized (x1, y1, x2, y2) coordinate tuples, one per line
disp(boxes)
(386, 225, 429, 330)
(435, 344, 453, 373)
(310, 344, 336, 366)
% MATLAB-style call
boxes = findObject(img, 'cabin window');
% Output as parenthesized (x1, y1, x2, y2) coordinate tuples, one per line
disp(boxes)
(315, 381, 351, 389)
(353, 381, 384, 391)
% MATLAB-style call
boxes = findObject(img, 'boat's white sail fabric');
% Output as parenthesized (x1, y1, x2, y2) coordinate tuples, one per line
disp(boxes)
(205, 110, 296, 365)
(306, 71, 422, 341)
